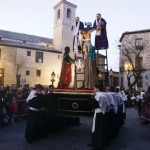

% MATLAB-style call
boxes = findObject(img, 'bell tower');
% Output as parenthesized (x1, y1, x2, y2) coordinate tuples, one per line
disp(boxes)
(53, 0, 77, 52)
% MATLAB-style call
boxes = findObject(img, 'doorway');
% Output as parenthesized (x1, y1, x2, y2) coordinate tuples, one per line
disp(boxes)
(0, 68, 4, 85)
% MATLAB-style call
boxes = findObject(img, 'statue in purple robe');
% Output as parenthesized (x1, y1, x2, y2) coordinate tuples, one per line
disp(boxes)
(93, 13, 109, 50)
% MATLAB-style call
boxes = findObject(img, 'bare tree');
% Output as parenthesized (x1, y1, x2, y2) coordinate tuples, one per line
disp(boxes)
(3, 51, 23, 87)
(16, 64, 21, 87)
(120, 34, 149, 90)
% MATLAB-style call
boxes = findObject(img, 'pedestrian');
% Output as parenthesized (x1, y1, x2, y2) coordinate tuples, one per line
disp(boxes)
(130, 93, 136, 107)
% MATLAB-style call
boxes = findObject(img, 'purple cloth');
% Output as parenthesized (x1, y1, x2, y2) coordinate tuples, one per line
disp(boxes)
(95, 34, 108, 50)
(93, 18, 109, 50)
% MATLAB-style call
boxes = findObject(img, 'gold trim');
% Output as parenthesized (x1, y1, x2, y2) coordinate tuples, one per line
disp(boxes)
(58, 97, 93, 112)
(72, 102, 79, 109)
(50, 89, 93, 95)
(52, 92, 93, 95)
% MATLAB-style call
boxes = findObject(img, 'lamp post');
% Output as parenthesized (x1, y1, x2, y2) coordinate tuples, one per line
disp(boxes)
(124, 62, 132, 72)
(98, 71, 103, 88)
(0, 68, 2, 77)
(98, 71, 103, 80)
(51, 71, 56, 88)
(0, 68, 4, 85)
(109, 69, 113, 86)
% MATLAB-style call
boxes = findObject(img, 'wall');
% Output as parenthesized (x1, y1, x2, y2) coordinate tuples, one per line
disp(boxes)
(120, 31, 150, 91)
(0, 46, 62, 87)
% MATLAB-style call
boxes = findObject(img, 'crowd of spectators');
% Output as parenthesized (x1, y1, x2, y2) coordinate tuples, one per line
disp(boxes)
(0, 84, 30, 127)
(117, 86, 150, 118)
(1, 82, 150, 128)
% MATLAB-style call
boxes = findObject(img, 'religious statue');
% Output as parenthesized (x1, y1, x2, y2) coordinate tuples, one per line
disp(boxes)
(81, 22, 98, 88)
(93, 13, 108, 50)
(57, 46, 75, 88)
(71, 17, 84, 53)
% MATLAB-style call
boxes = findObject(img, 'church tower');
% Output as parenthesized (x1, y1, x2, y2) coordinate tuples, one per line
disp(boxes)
(53, 0, 77, 52)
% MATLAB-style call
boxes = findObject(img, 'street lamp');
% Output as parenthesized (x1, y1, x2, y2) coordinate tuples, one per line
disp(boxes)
(0, 68, 2, 77)
(51, 71, 56, 87)
(98, 71, 103, 80)
(109, 69, 113, 86)
(124, 62, 132, 72)
(98, 71, 103, 88)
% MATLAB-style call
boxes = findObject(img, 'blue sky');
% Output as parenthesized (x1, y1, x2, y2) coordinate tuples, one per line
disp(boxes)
(0, 0, 150, 71)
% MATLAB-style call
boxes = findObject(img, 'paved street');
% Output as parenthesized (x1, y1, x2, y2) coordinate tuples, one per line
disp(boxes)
(0, 108, 150, 150)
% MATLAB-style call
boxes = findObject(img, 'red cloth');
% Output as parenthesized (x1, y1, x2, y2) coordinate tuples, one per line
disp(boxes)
(9, 101, 18, 113)
(58, 61, 72, 88)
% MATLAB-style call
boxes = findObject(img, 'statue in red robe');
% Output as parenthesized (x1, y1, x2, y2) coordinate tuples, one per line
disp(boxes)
(58, 46, 75, 88)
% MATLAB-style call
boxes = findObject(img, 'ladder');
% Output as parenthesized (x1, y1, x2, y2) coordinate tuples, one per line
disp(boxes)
(74, 53, 85, 88)
(96, 49, 109, 87)
(74, 49, 109, 88)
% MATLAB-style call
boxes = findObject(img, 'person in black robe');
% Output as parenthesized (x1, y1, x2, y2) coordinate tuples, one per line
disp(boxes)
(89, 84, 109, 150)
(25, 84, 44, 144)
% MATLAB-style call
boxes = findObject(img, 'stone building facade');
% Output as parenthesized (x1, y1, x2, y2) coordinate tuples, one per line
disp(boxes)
(0, 0, 107, 88)
(0, 0, 77, 87)
(119, 29, 150, 91)
(0, 30, 62, 87)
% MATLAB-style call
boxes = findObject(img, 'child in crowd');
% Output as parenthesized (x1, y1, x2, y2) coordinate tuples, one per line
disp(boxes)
(9, 96, 18, 127)
(1, 107, 10, 126)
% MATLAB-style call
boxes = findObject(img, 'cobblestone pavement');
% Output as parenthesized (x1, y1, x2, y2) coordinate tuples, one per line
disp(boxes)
(0, 108, 150, 150)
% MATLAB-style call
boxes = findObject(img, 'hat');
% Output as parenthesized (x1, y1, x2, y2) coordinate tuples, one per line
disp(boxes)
(96, 13, 101, 16)
(85, 22, 92, 26)
(75, 17, 80, 20)
(116, 86, 120, 89)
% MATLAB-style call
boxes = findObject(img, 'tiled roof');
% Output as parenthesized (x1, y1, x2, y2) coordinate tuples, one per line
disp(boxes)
(53, 0, 77, 9)
(120, 29, 150, 42)
(0, 29, 52, 43)
(0, 29, 61, 53)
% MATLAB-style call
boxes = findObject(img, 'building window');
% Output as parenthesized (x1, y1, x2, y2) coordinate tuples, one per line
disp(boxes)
(26, 70, 30, 76)
(135, 57, 143, 69)
(36, 70, 41, 77)
(57, 9, 60, 19)
(27, 51, 31, 56)
(36, 51, 43, 63)
(135, 38, 143, 50)
(67, 8, 71, 18)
